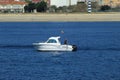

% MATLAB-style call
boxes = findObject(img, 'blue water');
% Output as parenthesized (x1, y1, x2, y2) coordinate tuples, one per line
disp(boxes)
(0, 22, 120, 80)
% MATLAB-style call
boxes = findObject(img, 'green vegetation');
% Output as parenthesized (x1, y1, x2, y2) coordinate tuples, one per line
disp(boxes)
(24, 1, 47, 13)
(24, 1, 120, 13)
(24, 2, 35, 12)
(25, 0, 31, 3)
(74, 2, 87, 12)
(100, 5, 111, 11)
(36, 1, 47, 12)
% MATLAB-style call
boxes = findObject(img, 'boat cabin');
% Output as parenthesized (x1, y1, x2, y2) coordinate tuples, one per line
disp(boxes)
(46, 36, 61, 45)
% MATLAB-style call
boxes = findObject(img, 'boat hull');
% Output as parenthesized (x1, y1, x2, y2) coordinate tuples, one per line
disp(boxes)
(33, 43, 73, 51)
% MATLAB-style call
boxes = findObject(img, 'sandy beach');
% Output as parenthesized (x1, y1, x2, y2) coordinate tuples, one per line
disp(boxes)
(0, 13, 120, 22)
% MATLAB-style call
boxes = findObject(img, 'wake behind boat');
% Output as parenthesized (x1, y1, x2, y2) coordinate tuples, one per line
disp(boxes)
(33, 36, 77, 51)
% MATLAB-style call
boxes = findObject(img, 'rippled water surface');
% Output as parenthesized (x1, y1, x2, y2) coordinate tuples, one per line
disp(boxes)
(0, 22, 120, 80)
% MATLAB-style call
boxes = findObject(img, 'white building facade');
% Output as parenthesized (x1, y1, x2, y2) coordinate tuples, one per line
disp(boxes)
(0, 0, 27, 13)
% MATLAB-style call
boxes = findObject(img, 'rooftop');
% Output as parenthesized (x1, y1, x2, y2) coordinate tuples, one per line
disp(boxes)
(0, 0, 27, 5)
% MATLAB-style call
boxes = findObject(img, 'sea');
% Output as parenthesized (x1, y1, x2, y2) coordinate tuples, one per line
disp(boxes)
(0, 22, 120, 80)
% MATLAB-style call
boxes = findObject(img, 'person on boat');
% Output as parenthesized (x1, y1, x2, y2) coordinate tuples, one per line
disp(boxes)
(64, 39, 68, 44)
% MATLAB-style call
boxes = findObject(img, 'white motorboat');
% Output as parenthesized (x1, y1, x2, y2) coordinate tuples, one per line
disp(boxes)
(33, 36, 77, 51)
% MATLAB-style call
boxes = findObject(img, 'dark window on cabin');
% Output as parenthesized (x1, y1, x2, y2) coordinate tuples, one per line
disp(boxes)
(47, 39, 57, 43)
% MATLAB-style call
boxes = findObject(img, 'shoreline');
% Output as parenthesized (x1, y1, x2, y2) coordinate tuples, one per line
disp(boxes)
(0, 13, 120, 22)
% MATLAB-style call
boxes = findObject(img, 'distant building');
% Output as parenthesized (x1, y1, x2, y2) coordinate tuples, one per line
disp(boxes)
(44, 0, 50, 7)
(78, 0, 120, 8)
(0, 0, 27, 13)
(98, 0, 120, 8)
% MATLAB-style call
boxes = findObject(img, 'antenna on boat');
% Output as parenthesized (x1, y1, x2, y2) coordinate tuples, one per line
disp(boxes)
(61, 30, 64, 34)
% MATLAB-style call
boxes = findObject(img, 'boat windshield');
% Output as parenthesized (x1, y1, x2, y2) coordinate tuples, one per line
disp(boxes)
(47, 39, 57, 43)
